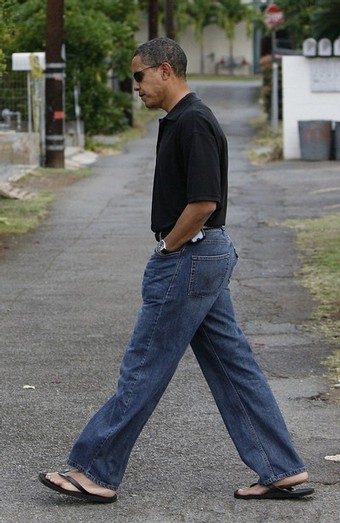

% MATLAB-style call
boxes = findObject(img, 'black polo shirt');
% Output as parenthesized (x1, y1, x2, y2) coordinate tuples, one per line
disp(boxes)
(151, 92, 228, 234)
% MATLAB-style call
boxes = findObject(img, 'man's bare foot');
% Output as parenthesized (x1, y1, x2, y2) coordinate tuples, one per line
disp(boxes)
(45, 470, 116, 498)
(235, 471, 309, 497)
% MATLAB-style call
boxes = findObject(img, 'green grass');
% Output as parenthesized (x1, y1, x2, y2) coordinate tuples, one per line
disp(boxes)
(0, 192, 55, 235)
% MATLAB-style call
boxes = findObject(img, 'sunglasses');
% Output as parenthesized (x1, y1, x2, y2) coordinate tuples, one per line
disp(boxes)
(133, 64, 162, 83)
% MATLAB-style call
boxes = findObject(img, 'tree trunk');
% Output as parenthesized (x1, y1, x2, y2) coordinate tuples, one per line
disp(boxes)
(228, 42, 234, 75)
(200, 41, 205, 75)
(165, 0, 175, 40)
(149, 0, 158, 40)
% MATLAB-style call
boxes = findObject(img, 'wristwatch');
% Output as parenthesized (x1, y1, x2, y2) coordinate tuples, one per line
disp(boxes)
(157, 239, 170, 254)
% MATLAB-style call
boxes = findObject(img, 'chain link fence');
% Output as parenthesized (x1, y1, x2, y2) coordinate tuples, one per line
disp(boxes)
(0, 71, 29, 131)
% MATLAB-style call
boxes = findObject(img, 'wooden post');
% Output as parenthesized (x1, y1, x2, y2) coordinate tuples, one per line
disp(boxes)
(45, 0, 65, 168)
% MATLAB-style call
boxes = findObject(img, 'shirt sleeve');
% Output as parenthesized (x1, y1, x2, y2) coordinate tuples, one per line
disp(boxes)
(184, 128, 222, 204)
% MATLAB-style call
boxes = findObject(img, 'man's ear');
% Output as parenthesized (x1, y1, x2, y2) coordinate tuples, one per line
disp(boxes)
(160, 62, 172, 79)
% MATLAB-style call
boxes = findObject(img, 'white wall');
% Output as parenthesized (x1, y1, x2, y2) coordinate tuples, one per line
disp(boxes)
(282, 56, 340, 159)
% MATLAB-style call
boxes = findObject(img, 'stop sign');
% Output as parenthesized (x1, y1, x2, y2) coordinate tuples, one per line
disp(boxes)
(264, 4, 285, 30)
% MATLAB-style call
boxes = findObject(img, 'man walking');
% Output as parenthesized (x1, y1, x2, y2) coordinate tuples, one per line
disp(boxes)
(39, 37, 313, 502)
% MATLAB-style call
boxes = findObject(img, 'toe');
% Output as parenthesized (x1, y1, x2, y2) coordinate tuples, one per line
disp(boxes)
(45, 471, 80, 492)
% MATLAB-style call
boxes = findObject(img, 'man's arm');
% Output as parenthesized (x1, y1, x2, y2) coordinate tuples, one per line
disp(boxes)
(164, 200, 217, 252)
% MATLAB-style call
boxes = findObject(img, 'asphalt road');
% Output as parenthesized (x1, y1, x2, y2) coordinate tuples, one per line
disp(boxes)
(1, 80, 339, 522)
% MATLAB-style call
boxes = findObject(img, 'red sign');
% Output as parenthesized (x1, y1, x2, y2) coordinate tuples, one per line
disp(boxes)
(264, 4, 285, 30)
(54, 111, 65, 120)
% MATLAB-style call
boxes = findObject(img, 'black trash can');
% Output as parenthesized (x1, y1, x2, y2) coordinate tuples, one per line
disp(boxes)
(335, 122, 340, 161)
(298, 120, 332, 160)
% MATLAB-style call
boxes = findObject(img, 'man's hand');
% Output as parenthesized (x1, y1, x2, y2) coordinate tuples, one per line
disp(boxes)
(164, 201, 217, 252)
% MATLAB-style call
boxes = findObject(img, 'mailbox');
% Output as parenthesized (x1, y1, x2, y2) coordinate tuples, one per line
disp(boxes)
(334, 38, 340, 57)
(318, 38, 332, 57)
(12, 52, 45, 72)
(303, 38, 317, 57)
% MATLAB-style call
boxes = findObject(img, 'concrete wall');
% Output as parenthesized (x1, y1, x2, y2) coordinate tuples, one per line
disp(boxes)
(0, 131, 39, 165)
(0, 125, 84, 165)
(282, 56, 340, 159)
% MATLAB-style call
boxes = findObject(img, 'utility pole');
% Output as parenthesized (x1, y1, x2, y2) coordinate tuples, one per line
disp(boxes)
(45, 0, 65, 167)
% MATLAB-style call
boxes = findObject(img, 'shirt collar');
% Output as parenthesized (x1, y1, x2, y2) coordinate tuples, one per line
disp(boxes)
(161, 92, 200, 122)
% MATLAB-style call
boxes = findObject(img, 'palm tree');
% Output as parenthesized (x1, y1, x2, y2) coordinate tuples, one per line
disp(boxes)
(214, 0, 255, 74)
(185, 0, 216, 74)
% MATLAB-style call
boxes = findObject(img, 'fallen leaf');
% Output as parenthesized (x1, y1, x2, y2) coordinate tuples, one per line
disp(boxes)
(324, 454, 340, 462)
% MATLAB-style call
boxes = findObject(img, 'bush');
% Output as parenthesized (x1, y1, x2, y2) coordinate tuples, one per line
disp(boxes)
(2, 0, 138, 135)
(76, 81, 131, 135)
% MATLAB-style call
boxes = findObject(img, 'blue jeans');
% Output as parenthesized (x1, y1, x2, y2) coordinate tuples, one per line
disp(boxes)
(67, 229, 306, 490)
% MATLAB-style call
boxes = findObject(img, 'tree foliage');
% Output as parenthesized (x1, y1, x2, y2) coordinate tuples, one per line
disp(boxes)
(213, 0, 257, 67)
(185, 0, 216, 73)
(274, 0, 340, 47)
(214, 0, 253, 44)
(311, 0, 340, 40)
(274, 1, 317, 48)
(0, 0, 18, 72)
(0, 0, 138, 134)
(1, 0, 339, 133)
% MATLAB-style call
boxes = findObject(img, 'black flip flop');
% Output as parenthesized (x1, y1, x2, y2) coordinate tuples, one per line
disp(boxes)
(234, 483, 314, 500)
(39, 472, 117, 503)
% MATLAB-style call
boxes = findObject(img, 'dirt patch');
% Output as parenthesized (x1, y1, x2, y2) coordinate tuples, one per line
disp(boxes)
(13, 169, 89, 192)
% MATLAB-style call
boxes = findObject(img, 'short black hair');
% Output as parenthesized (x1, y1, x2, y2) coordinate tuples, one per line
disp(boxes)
(133, 37, 187, 78)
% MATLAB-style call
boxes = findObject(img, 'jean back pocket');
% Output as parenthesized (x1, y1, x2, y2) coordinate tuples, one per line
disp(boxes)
(188, 253, 230, 298)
